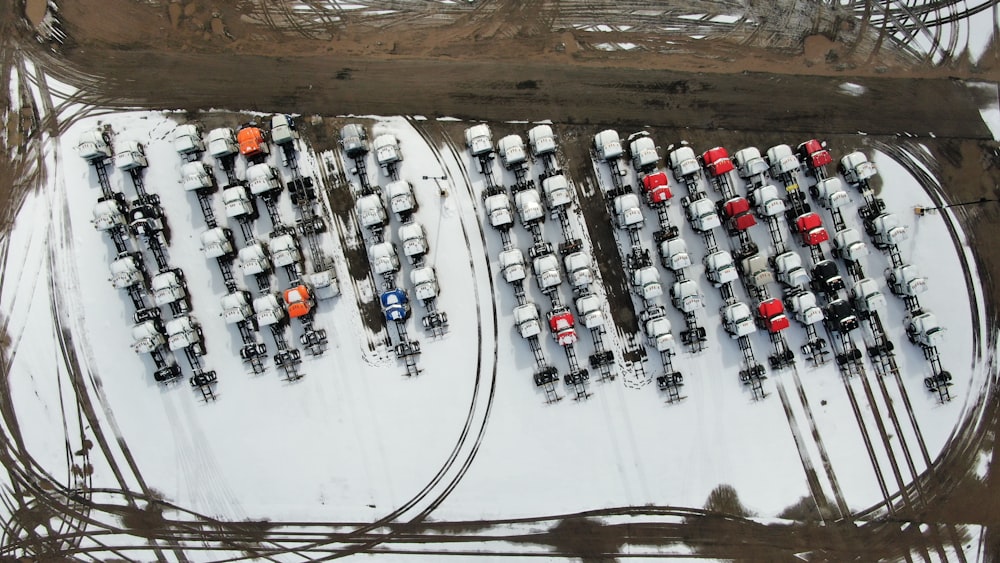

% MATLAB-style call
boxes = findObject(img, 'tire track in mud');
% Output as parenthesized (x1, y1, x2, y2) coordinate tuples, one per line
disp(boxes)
(318, 145, 392, 355)
(3, 502, 957, 561)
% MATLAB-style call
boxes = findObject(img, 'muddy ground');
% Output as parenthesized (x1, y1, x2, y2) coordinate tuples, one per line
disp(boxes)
(5, 0, 1000, 560)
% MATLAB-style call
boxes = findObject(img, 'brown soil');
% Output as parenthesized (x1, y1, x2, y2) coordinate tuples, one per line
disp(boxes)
(23, 0, 47, 28)
(4, 0, 1000, 560)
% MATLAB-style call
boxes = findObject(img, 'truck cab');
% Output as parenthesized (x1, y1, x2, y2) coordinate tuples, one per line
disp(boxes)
(165, 315, 204, 353)
(253, 293, 285, 326)
(766, 144, 799, 177)
(887, 264, 928, 297)
(515, 188, 545, 225)
(151, 270, 186, 307)
(237, 124, 269, 158)
(811, 259, 845, 294)
(270, 114, 298, 145)
(851, 277, 886, 314)
(721, 196, 757, 233)
(722, 302, 756, 338)
(340, 123, 369, 158)
(221, 291, 253, 324)
(614, 193, 644, 229)
(741, 253, 774, 288)
(380, 289, 411, 322)
(386, 180, 415, 217)
(786, 290, 824, 325)
(757, 298, 790, 333)
(811, 177, 849, 208)
(173, 123, 204, 155)
(832, 228, 870, 261)
(669, 145, 701, 179)
(748, 184, 786, 217)
(533, 252, 562, 291)
(632, 266, 663, 300)
(824, 299, 859, 333)
(594, 129, 623, 161)
(498, 134, 527, 169)
(283, 285, 315, 319)
(575, 294, 605, 328)
(641, 171, 672, 204)
(528, 124, 556, 157)
(563, 251, 594, 289)
(246, 163, 280, 195)
(238, 243, 271, 277)
(774, 250, 809, 288)
(840, 151, 877, 185)
(671, 279, 704, 313)
(200, 227, 234, 259)
(356, 193, 387, 229)
(113, 140, 148, 171)
(548, 309, 579, 346)
(797, 139, 832, 171)
(369, 241, 400, 275)
(270, 233, 301, 268)
(643, 308, 674, 351)
(410, 267, 440, 301)
(906, 312, 945, 347)
(499, 248, 527, 283)
(132, 320, 166, 354)
(465, 124, 494, 156)
(77, 127, 111, 161)
(181, 161, 214, 191)
(373, 134, 402, 166)
(93, 198, 127, 231)
(484, 192, 514, 229)
(795, 212, 829, 246)
(867, 213, 908, 248)
(701, 146, 735, 178)
(513, 303, 542, 338)
(222, 185, 254, 218)
(734, 146, 770, 181)
(399, 222, 428, 262)
(110, 254, 144, 289)
(542, 174, 572, 210)
(658, 237, 691, 271)
(685, 197, 721, 231)
(306, 270, 340, 300)
(207, 127, 239, 158)
(704, 250, 738, 287)
(628, 132, 659, 172)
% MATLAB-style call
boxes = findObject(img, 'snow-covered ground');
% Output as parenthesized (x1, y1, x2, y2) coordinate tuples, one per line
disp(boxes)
(0, 105, 990, 539)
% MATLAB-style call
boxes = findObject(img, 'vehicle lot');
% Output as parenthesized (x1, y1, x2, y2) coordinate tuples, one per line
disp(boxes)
(0, 106, 988, 552)
(3, 2, 1000, 559)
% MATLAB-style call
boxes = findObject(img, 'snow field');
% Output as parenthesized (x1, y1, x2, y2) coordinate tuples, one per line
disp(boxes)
(0, 112, 989, 531)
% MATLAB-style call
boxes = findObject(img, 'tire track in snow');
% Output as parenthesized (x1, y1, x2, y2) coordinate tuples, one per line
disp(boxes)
(244, 118, 500, 561)
(789, 367, 851, 518)
(772, 372, 836, 520)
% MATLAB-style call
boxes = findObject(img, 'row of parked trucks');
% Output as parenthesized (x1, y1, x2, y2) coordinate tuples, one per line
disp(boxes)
(83, 113, 343, 397)
(592, 124, 950, 401)
(80, 126, 218, 396)
(470, 122, 612, 401)
(343, 122, 447, 377)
